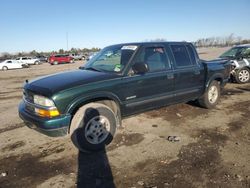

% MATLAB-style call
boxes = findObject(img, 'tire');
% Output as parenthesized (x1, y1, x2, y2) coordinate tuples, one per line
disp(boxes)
(198, 80, 220, 109)
(2, 66, 8, 71)
(34, 61, 39, 65)
(235, 68, 250, 84)
(70, 103, 117, 152)
(53, 61, 58, 65)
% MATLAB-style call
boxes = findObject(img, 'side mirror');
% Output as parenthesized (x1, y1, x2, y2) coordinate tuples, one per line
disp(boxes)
(242, 54, 249, 59)
(132, 62, 149, 74)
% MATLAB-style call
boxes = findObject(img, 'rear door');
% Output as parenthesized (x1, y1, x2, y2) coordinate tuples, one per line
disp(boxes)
(121, 45, 174, 115)
(21, 57, 28, 64)
(62, 55, 69, 63)
(169, 44, 205, 102)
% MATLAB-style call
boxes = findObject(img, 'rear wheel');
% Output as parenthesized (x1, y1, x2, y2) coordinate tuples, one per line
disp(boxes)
(235, 68, 250, 84)
(198, 80, 220, 109)
(2, 66, 8, 71)
(34, 61, 39, 65)
(53, 61, 58, 65)
(70, 103, 117, 152)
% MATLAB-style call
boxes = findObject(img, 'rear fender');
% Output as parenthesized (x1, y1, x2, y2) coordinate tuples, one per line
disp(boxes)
(205, 73, 224, 90)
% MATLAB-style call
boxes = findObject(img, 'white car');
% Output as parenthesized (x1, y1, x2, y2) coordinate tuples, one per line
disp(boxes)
(16, 57, 40, 65)
(87, 52, 99, 61)
(0, 60, 28, 71)
(70, 53, 85, 60)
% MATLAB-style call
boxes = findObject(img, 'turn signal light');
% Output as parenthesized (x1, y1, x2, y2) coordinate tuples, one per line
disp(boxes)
(35, 108, 60, 118)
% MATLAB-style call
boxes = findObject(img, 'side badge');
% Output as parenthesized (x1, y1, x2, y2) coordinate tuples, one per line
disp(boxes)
(126, 95, 136, 100)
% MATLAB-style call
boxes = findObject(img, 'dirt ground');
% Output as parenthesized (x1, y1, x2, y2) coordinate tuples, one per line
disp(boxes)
(0, 47, 249, 188)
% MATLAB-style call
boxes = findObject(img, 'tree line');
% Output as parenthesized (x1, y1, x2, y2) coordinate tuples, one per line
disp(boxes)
(194, 34, 250, 47)
(1, 34, 250, 60)
(0, 47, 101, 60)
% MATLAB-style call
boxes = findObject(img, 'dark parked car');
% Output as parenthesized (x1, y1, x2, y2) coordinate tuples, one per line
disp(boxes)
(19, 42, 231, 152)
(48, 54, 74, 65)
(219, 44, 250, 83)
(36, 55, 48, 62)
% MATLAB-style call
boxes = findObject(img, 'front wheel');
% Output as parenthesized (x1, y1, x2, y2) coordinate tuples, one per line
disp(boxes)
(2, 66, 8, 71)
(70, 103, 117, 152)
(198, 80, 220, 109)
(235, 68, 250, 84)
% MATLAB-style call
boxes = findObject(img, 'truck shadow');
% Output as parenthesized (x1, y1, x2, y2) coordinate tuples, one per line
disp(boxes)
(72, 107, 115, 188)
(77, 150, 115, 188)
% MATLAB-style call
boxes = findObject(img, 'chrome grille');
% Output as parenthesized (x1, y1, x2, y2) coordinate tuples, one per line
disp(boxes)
(23, 89, 35, 113)
(23, 90, 34, 103)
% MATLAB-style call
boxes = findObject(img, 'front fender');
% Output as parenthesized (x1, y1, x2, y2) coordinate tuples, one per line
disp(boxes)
(65, 91, 122, 114)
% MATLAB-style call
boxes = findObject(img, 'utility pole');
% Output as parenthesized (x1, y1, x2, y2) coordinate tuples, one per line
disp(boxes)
(66, 32, 69, 51)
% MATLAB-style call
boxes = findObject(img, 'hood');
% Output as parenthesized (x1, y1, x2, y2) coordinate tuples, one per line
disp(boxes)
(24, 69, 120, 96)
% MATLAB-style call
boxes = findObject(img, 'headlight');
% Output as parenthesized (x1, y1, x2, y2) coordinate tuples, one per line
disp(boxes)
(34, 95, 55, 107)
(33, 95, 60, 117)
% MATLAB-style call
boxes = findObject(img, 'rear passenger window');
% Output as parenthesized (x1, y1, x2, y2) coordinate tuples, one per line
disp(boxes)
(171, 45, 192, 67)
(186, 45, 197, 64)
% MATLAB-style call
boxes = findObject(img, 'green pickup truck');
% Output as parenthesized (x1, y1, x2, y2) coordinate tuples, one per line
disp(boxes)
(19, 42, 231, 152)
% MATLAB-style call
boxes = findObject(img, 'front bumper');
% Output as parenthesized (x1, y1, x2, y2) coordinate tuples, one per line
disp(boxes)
(18, 101, 71, 137)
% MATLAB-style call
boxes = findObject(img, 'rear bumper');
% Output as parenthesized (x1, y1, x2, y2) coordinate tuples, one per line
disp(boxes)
(18, 101, 71, 137)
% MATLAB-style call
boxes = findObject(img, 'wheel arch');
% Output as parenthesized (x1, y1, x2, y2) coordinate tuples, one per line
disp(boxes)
(235, 66, 250, 71)
(66, 92, 122, 130)
(2, 66, 8, 70)
(206, 73, 224, 90)
(243, 66, 250, 71)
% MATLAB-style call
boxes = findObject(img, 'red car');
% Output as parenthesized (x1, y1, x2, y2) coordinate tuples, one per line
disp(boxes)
(48, 54, 74, 65)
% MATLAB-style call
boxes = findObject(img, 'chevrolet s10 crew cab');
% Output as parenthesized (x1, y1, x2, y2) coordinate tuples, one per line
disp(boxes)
(19, 42, 231, 152)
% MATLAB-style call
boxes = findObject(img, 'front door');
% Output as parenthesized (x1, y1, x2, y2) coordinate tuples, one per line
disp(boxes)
(121, 45, 174, 116)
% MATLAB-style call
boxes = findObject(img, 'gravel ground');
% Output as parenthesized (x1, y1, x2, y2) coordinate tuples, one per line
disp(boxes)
(0, 47, 249, 188)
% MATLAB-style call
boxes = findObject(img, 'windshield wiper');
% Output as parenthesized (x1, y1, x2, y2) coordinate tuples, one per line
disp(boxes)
(84, 67, 102, 72)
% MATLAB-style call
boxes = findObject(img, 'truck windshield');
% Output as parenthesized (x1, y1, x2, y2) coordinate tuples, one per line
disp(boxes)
(220, 47, 245, 58)
(84, 44, 138, 73)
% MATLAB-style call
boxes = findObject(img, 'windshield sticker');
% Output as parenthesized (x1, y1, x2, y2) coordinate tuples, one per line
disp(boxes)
(114, 64, 121, 72)
(121, 45, 138, 51)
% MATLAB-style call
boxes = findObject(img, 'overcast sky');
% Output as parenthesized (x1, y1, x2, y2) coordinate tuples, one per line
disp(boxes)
(0, 0, 250, 53)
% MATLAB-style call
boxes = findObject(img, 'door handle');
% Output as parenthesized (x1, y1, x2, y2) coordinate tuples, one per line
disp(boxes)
(194, 70, 200, 75)
(167, 73, 174, 79)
